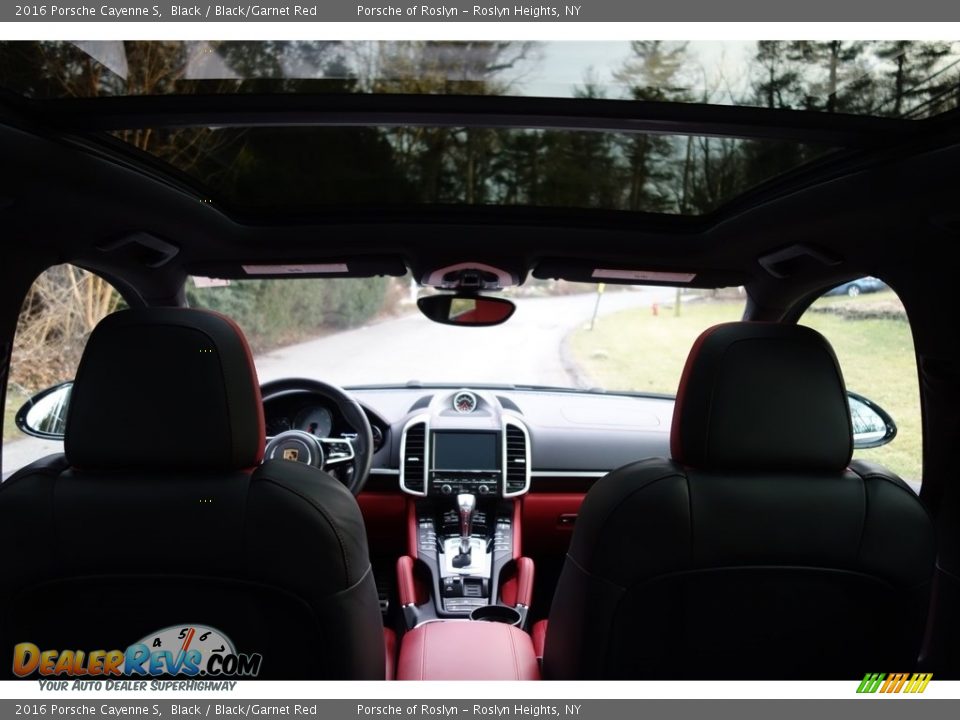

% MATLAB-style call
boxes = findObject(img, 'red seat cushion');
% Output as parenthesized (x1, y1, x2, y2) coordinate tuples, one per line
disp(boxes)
(397, 621, 540, 680)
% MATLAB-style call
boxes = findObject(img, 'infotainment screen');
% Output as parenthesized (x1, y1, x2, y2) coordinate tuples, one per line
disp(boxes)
(432, 432, 500, 471)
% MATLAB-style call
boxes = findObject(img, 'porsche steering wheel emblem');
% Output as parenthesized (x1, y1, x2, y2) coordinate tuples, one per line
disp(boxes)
(283, 448, 299, 461)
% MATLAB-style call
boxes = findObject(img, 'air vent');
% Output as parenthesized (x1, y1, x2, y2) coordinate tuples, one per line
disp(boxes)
(504, 421, 530, 497)
(400, 419, 428, 496)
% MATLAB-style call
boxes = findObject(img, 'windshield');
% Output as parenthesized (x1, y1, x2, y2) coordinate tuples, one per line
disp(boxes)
(187, 277, 746, 393)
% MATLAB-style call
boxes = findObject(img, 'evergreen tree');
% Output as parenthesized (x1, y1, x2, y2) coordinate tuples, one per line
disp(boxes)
(752, 41, 803, 109)
(613, 42, 691, 213)
(788, 41, 874, 113)
(875, 41, 955, 117)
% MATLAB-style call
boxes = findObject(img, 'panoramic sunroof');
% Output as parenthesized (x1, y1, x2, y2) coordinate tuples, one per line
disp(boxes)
(110, 126, 831, 216)
(1, 40, 958, 119)
(0, 40, 956, 217)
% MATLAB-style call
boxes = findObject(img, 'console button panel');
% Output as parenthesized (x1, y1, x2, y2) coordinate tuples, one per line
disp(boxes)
(415, 500, 516, 617)
(430, 471, 502, 497)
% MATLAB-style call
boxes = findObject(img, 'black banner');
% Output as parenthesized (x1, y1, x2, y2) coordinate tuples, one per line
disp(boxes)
(2, 699, 960, 719)
(4, 0, 960, 22)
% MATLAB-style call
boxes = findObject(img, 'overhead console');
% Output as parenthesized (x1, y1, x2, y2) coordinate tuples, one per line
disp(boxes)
(399, 389, 531, 499)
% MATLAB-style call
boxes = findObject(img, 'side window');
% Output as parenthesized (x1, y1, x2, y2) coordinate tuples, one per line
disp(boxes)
(2, 265, 123, 479)
(800, 277, 921, 489)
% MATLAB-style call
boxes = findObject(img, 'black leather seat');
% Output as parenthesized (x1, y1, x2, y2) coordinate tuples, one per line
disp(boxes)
(0, 308, 386, 679)
(542, 322, 936, 679)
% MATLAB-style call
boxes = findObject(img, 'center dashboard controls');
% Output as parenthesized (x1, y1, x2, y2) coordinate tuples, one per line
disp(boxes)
(437, 482, 494, 495)
(432, 473, 500, 497)
(399, 389, 531, 498)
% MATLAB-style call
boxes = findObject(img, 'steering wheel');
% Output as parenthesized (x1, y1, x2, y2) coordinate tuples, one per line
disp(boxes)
(260, 379, 374, 496)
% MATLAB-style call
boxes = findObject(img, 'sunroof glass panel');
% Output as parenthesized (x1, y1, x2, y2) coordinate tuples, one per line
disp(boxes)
(113, 126, 831, 216)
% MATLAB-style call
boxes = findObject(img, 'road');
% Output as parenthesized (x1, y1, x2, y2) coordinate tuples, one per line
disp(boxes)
(3, 288, 675, 476)
(256, 287, 675, 386)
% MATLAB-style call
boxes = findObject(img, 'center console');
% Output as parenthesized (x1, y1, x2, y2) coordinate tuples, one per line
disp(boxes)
(410, 495, 520, 617)
(397, 389, 533, 624)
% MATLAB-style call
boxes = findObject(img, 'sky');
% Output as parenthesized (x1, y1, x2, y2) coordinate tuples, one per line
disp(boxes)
(529, 40, 754, 99)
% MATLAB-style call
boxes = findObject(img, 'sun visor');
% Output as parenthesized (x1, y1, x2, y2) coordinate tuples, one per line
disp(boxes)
(186, 256, 408, 280)
(533, 258, 747, 288)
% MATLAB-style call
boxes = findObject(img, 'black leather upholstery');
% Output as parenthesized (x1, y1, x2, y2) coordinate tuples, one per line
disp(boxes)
(66, 308, 264, 471)
(543, 322, 936, 679)
(0, 308, 385, 679)
(671, 322, 852, 472)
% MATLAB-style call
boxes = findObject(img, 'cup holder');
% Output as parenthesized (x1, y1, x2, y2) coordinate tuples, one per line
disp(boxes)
(469, 605, 522, 626)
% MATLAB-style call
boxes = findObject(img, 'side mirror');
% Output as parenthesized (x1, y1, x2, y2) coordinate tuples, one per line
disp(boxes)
(15, 382, 73, 440)
(849, 391, 897, 449)
(417, 293, 516, 327)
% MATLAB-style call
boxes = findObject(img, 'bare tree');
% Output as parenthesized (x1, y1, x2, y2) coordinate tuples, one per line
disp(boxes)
(11, 266, 121, 393)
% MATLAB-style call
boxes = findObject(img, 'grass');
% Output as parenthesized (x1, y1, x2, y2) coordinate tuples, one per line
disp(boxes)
(570, 296, 922, 481)
(808, 289, 902, 308)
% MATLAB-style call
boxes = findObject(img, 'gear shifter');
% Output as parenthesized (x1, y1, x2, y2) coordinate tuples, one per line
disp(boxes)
(452, 493, 476, 569)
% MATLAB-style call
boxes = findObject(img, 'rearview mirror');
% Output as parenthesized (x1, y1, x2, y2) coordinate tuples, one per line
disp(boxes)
(15, 382, 73, 440)
(417, 294, 516, 327)
(849, 391, 897, 449)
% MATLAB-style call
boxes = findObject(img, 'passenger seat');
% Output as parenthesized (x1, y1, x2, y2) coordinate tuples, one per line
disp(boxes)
(539, 322, 936, 679)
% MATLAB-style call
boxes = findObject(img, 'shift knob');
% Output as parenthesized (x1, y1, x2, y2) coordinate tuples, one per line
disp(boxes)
(457, 493, 476, 555)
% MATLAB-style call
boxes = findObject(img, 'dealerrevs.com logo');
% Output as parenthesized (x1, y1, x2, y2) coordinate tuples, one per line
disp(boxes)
(857, 672, 933, 694)
(13, 625, 262, 678)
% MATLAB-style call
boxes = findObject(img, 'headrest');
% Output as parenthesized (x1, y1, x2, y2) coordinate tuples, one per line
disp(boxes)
(66, 308, 264, 472)
(670, 322, 852, 473)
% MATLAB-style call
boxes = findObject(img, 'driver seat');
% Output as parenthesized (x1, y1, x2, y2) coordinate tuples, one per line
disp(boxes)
(0, 308, 388, 679)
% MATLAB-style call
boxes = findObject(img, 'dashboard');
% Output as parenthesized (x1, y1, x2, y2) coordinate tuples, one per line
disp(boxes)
(263, 383, 675, 496)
